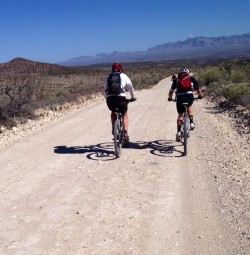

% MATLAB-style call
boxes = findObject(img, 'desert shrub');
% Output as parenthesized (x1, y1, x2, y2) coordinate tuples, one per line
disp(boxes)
(231, 69, 246, 83)
(222, 83, 250, 105)
(196, 60, 250, 108)
(197, 67, 222, 86)
(241, 94, 250, 109)
(0, 117, 18, 130)
(0, 62, 50, 119)
(205, 82, 225, 95)
(126, 64, 171, 90)
(55, 90, 66, 97)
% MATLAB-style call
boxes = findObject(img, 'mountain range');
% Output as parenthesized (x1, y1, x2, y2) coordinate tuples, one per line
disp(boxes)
(59, 32, 250, 66)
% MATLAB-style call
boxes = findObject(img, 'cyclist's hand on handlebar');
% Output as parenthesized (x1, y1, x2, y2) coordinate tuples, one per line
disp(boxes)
(198, 94, 203, 99)
(130, 97, 137, 102)
(168, 97, 172, 101)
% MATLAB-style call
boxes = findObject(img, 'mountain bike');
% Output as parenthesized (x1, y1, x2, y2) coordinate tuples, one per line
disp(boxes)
(113, 98, 135, 158)
(173, 97, 200, 156)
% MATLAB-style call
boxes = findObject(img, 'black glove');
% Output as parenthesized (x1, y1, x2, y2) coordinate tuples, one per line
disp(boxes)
(168, 98, 172, 101)
(131, 97, 137, 102)
(198, 94, 203, 99)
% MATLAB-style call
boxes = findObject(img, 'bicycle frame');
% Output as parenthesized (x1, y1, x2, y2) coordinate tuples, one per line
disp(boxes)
(172, 96, 200, 156)
(112, 98, 134, 158)
(113, 110, 124, 158)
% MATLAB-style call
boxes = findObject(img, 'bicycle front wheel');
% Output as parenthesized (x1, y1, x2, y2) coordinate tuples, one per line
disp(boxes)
(113, 119, 121, 158)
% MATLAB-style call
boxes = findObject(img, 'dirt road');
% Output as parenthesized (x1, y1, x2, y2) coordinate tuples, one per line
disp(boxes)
(0, 77, 249, 254)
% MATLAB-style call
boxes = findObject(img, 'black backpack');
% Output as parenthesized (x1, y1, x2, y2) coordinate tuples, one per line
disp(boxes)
(107, 72, 124, 95)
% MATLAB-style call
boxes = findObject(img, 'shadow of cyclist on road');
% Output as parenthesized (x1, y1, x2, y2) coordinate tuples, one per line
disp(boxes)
(124, 139, 184, 157)
(54, 142, 117, 161)
(54, 139, 185, 160)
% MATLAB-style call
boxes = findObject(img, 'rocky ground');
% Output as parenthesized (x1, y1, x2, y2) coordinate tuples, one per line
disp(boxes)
(0, 93, 104, 147)
(206, 92, 250, 135)
(194, 95, 250, 252)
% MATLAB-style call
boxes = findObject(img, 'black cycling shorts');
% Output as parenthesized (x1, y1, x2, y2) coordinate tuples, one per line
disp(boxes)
(107, 96, 128, 114)
(176, 93, 194, 113)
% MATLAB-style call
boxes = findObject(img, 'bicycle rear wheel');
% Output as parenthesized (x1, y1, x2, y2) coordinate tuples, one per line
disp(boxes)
(113, 119, 121, 158)
(183, 117, 188, 156)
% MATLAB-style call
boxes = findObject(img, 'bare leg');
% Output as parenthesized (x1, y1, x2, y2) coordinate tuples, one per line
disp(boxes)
(187, 106, 194, 123)
(111, 112, 129, 136)
(122, 112, 128, 134)
(177, 113, 183, 132)
(187, 106, 193, 116)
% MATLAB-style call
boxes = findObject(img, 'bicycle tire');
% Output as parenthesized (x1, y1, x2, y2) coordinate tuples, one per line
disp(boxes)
(183, 117, 188, 156)
(114, 119, 121, 158)
(121, 129, 126, 148)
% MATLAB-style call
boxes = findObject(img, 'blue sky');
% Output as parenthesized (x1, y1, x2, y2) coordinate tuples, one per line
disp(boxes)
(0, 0, 249, 64)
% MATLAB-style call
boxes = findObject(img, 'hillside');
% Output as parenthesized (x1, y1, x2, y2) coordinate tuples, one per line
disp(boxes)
(0, 57, 74, 74)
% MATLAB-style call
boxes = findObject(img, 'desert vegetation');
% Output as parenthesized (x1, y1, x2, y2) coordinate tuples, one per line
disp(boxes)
(0, 58, 249, 129)
(0, 60, 175, 128)
(195, 59, 250, 109)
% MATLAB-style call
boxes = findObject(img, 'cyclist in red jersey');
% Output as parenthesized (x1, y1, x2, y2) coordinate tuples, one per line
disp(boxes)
(168, 68, 203, 141)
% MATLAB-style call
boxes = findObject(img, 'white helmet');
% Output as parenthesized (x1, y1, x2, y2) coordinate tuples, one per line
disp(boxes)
(180, 67, 190, 74)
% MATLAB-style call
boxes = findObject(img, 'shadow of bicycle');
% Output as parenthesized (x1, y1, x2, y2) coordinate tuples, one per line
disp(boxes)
(54, 139, 185, 160)
(54, 142, 117, 161)
(126, 139, 184, 157)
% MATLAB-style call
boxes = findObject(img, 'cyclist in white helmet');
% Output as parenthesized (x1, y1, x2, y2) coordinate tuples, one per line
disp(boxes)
(168, 67, 203, 142)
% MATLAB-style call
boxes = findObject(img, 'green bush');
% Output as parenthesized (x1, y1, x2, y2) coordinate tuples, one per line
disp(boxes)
(55, 90, 66, 97)
(197, 67, 221, 86)
(205, 82, 225, 95)
(196, 60, 250, 108)
(222, 83, 250, 104)
(231, 69, 245, 83)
